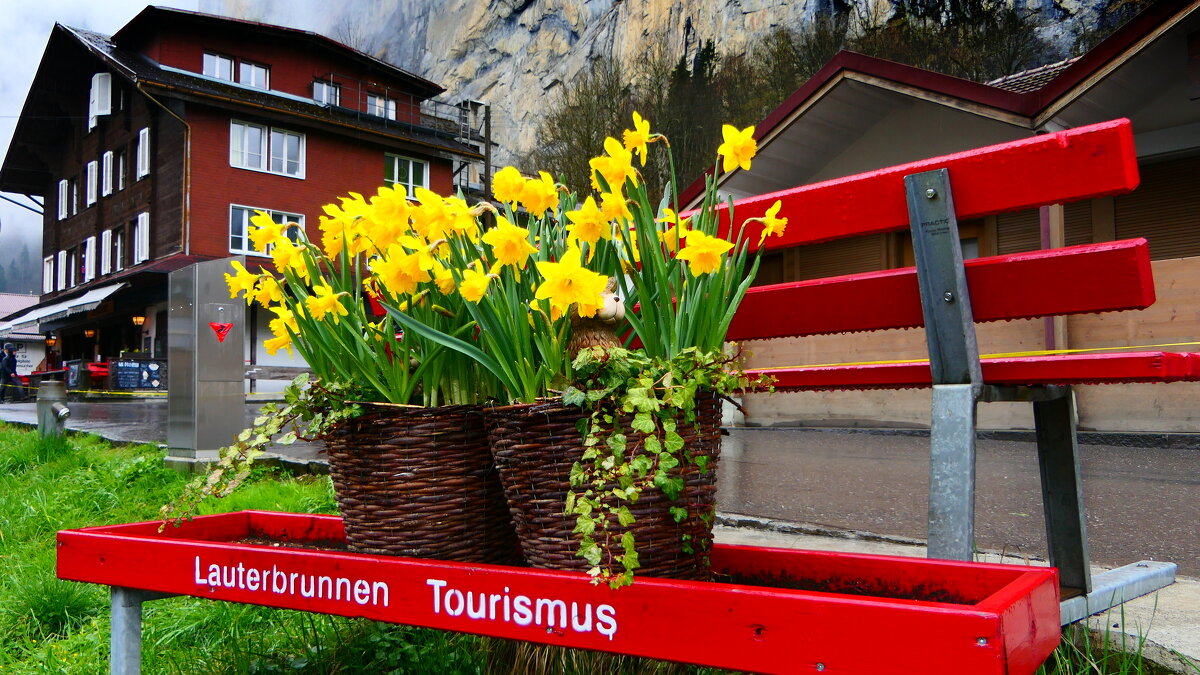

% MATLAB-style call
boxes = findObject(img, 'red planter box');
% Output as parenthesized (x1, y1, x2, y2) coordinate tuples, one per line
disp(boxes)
(57, 511, 1059, 674)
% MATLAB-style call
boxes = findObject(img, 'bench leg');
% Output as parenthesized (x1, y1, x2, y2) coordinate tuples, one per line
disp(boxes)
(1034, 390, 1092, 595)
(928, 384, 978, 561)
(111, 587, 144, 675)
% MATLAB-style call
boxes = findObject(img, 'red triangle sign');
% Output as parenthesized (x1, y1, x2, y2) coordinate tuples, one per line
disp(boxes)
(209, 322, 234, 343)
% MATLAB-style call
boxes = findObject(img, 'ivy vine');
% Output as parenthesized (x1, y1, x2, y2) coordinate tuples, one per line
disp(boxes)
(561, 345, 770, 587)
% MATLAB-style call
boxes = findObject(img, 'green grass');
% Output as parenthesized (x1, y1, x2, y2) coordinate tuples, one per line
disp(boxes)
(0, 423, 1189, 673)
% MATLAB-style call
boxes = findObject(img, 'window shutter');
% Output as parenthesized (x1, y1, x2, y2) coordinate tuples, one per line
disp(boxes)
(1115, 155, 1200, 260)
(86, 161, 98, 206)
(57, 180, 68, 220)
(92, 73, 111, 116)
(136, 213, 150, 263)
(56, 251, 67, 290)
(101, 230, 112, 275)
(136, 128, 150, 179)
(88, 83, 97, 130)
(102, 151, 113, 196)
(42, 257, 54, 294)
(84, 236, 97, 282)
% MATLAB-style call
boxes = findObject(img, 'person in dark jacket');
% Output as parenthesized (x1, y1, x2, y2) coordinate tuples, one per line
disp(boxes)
(0, 343, 23, 402)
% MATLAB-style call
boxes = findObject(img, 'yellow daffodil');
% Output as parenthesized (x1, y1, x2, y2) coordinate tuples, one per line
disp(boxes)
(758, 200, 788, 244)
(657, 208, 691, 251)
(565, 196, 611, 246)
(251, 274, 284, 307)
(224, 261, 258, 301)
(264, 334, 293, 356)
(589, 136, 638, 193)
(676, 230, 734, 276)
(270, 238, 309, 282)
(432, 262, 456, 294)
(535, 245, 610, 318)
(717, 124, 757, 172)
(482, 215, 538, 269)
(459, 267, 493, 303)
(492, 166, 526, 206)
(520, 171, 559, 214)
(411, 187, 452, 241)
(248, 212, 288, 252)
(305, 283, 349, 324)
(599, 191, 632, 222)
(622, 111, 651, 166)
(268, 304, 298, 338)
(371, 244, 434, 296)
(444, 196, 481, 241)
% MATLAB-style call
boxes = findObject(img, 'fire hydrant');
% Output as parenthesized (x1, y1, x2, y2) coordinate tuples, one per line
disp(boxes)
(37, 379, 70, 438)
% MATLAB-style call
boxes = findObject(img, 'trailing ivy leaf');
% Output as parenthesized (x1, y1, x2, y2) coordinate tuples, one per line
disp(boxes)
(631, 412, 655, 434)
(277, 431, 297, 445)
(616, 506, 636, 527)
(630, 454, 653, 476)
(658, 452, 680, 472)
(695, 455, 709, 473)
(643, 434, 662, 454)
(573, 516, 596, 536)
(664, 428, 685, 453)
(669, 506, 688, 523)
(585, 388, 608, 402)
(654, 473, 684, 499)
(569, 461, 585, 487)
(621, 531, 637, 556)
(578, 538, 602, 566)
(606, 433, 627, 454)
(562, 386, 586, 407)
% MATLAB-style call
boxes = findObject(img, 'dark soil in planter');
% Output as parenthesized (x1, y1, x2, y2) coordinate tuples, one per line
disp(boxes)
(713, 569, 972, 604)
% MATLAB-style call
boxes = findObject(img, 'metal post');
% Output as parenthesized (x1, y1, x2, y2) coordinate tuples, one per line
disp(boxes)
(928, 384, 978, 561)
(110, 587, 144, 675)
(905, 169, 982, 562)
(36, 379, 70, 438)
(1034, 389, 1092, 595)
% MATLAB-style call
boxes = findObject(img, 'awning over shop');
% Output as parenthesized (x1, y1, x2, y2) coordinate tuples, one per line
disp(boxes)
(0, 282, 128, 337)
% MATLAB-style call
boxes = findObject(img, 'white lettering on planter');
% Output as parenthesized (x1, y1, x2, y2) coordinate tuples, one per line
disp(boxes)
(425, 577, 619, 640)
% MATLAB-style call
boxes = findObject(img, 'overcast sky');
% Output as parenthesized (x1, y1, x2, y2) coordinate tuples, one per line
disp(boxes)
(0, 1, 200, 267)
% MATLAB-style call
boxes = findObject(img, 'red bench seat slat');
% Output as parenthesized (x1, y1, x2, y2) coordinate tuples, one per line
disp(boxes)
(750, 352, 1200, 391)
(728, 239, 1155, 341)
(715, 119, 1139, 249)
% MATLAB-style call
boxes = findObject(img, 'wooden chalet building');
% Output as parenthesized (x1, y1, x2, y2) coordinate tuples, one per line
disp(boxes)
(0, 7, 485, 377)
(688, 0, 1200, 433)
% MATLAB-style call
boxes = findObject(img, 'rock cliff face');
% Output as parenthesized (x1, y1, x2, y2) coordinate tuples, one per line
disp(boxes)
(202, 0, 1101, 165)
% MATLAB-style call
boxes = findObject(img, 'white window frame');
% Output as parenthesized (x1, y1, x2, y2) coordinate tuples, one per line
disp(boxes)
(56, 251, 66, 291)
(42, 256, 54, 293)
(113, 229, 125, 272)
(230, 120, 304, 178)
(136, 127, 150, 179)
(367, 94, 397, 120)
(83, 236, 97, 282)
(117, 150, 127, 191)
(71, 179, 78, 215)
(133, 213, 150, 264)
(85, 161, 98, 206)
(229, 205, 303, 256)
(100, 230, 112, 275)
(239, 61, 269, 89)
(202, 52, 234, 81)
(88, 72, 111, 131)
(384, 154, 430, 193)
(101, 151, 114, 196)
(68, 249, 77, 288)
(57, 180, 68, 220)
(313, 80, 340, 106)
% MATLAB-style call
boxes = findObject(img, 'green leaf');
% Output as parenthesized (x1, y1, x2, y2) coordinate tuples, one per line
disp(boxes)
(669, 506, 688, 523)
(616, 506, 635, 527)
(606, 433, 627, 454)
(578, 539, 602, 566)
(664, 428, 685, 453)
(562, 386, 586, 407)
(630, 454, 653, 476)
(631, 412, 655, 434)
(643, 434, 662, 454)
(572, 516, 596, 536)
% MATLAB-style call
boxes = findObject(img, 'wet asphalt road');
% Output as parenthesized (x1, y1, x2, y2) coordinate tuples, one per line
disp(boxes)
(2, 400, 1196, 576)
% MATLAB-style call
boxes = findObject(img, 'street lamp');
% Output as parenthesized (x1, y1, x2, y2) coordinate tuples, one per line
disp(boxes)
(131, 315, 146, 326)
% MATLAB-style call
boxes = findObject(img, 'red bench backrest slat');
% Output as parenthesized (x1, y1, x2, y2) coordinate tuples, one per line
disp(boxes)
(708, 119, 1139, 250)
(727, 238, 1154, 341)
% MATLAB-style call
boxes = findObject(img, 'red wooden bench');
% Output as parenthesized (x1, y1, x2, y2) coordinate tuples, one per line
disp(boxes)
(724, 117, 1186, 619)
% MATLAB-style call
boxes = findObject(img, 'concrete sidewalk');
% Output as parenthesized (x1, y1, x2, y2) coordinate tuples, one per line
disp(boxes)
(2, 401, 1196, 671)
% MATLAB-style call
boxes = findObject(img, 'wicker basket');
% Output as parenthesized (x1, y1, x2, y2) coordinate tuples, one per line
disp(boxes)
(324, 403, 519, 564)
(484, 395, 721, 580)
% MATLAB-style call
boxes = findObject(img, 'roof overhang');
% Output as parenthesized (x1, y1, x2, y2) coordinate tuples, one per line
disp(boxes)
(0, 283, 127, 336)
